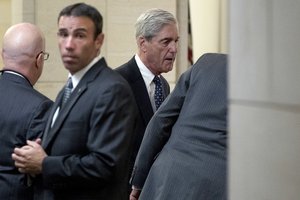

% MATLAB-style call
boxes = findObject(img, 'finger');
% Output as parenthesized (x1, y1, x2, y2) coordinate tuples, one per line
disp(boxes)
(20, 145, 32, 150)
(130, 189, 140, 199)
(12, 153, 25, 163)
(27, 140, 40, 148)
(13, 148, 25, 156)
(14, 159, 26, 168)
(130, 195, 137, 200)
(14, 147, 32, 157)
(35, 138, 42, 144)
(129, 196, 136, 200)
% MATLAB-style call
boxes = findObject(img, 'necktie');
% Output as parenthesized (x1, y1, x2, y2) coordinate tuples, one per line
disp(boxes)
(153, 76, 164, 110)
(61, 77, 73, 107)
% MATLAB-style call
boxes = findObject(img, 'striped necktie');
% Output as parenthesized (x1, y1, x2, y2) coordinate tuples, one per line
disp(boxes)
(61, 77, 73, 107)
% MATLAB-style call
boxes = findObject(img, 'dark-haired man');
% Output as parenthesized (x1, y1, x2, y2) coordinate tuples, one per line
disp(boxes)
(13, 3, 137, 200)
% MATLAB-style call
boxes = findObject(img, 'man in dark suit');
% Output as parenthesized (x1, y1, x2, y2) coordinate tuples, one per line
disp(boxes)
(115, 8, 179, 192)
(0, 23, 53, 200)
(12, 3, 138, 200)
(130, 53, 228, 200)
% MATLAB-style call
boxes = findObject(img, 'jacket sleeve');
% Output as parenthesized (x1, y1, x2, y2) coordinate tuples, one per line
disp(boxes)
(130, 67, 193, 189)
(27, 99, 53, 140)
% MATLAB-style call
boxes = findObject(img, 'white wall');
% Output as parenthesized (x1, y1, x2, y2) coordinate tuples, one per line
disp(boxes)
(229, 0, 300, 199)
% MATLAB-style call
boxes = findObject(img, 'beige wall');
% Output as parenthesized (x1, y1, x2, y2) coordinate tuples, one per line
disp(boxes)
(0, 0, 11, 68)
(189, 0, 228, 60)
(0, 0, 227, 100)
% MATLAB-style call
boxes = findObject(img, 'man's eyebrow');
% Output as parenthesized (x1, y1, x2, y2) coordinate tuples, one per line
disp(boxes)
(158, 37, 173, 42)
(58, 28, 88, 32)
(58, 28, 67, 32)
(73, 28, 88, 32)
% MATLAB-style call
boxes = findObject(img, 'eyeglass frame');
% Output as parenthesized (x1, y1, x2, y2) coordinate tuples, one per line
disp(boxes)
(36, 51, 49, 60)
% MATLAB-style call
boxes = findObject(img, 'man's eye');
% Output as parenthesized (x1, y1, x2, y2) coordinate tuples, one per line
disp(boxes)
(57, 32, 68, 38)
(162, 40, 169, 47)
(75, 33, 85, 38)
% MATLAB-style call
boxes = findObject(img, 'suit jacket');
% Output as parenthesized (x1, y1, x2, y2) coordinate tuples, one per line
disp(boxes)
(130, 53, 228, 200)
(35, 58, 138, 200)
(115, 56, 170, 176)
(0, 71, 53, 200)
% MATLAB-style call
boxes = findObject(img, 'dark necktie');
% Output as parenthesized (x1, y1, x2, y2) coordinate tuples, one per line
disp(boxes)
(61, 77, 73, 107)
(153, 76, 164, 110)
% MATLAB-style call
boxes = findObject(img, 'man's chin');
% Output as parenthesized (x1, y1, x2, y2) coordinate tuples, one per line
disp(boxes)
(63, 63, 76, 72)
(165, 65, 174, 72)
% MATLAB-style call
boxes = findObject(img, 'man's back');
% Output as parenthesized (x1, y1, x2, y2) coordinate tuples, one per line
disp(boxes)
(0, 72, 52, 200)
(131, 53, 228, 200)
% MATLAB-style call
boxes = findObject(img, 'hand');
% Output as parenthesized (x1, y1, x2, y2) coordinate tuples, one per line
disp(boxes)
(130, 188, 141, 200)
(12, 140, 47, 175)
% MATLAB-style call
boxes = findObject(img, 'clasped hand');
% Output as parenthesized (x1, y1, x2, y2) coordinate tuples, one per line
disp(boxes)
(12, 139, 47, 175)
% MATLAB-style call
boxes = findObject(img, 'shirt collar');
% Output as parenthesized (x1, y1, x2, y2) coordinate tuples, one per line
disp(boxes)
(68, 55, 102, 89)
(135, 54, 156, 89)
(1, 69, 32, 87)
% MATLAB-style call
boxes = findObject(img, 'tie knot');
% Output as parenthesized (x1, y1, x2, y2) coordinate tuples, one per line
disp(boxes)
(66, 77, 73, 89)
(153, 76, 161, 85)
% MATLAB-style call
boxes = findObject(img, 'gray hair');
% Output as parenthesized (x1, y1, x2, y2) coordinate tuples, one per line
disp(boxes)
(135, 8, 177, 40)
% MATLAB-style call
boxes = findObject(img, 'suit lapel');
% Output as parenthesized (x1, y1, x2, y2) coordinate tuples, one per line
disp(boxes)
(42, 58, 107, 149)
(128, 60, 154, 124)
(41, 90, 63, 147)
(43, 85, 87, 148)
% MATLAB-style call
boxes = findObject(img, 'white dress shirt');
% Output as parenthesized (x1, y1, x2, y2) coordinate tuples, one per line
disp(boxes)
(134, 54, 160, 111)
(51, 55, 102, 127)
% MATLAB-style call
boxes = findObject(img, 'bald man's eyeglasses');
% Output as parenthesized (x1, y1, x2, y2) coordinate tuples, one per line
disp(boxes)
(36, 51, 49, 60)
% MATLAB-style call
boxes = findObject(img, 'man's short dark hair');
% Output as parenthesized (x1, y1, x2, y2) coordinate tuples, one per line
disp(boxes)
(58, 3, 103, 39)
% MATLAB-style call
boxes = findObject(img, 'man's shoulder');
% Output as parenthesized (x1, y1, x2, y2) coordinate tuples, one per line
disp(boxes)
(115, 60, 142, 84)
(0, 78, 52, 102)
(91, 64, 132, 88)
(0, 82, 53, 111)
(115, 57, 137, 74)
(193, 53, 227, 71)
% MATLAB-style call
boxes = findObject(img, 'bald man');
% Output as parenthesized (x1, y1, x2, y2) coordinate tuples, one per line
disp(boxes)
(0, 23, 53, 200)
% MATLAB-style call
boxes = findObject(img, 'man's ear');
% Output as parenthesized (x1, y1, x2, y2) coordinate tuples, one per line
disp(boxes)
(36, 54, 43, 70)
(95, 33, 104, 50)
(137, 36, 147, 53)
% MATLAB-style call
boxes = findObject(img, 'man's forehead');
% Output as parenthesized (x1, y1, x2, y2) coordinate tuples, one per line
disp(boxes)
(58, 16, 93, 29)
(58, 16, 94, 33)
